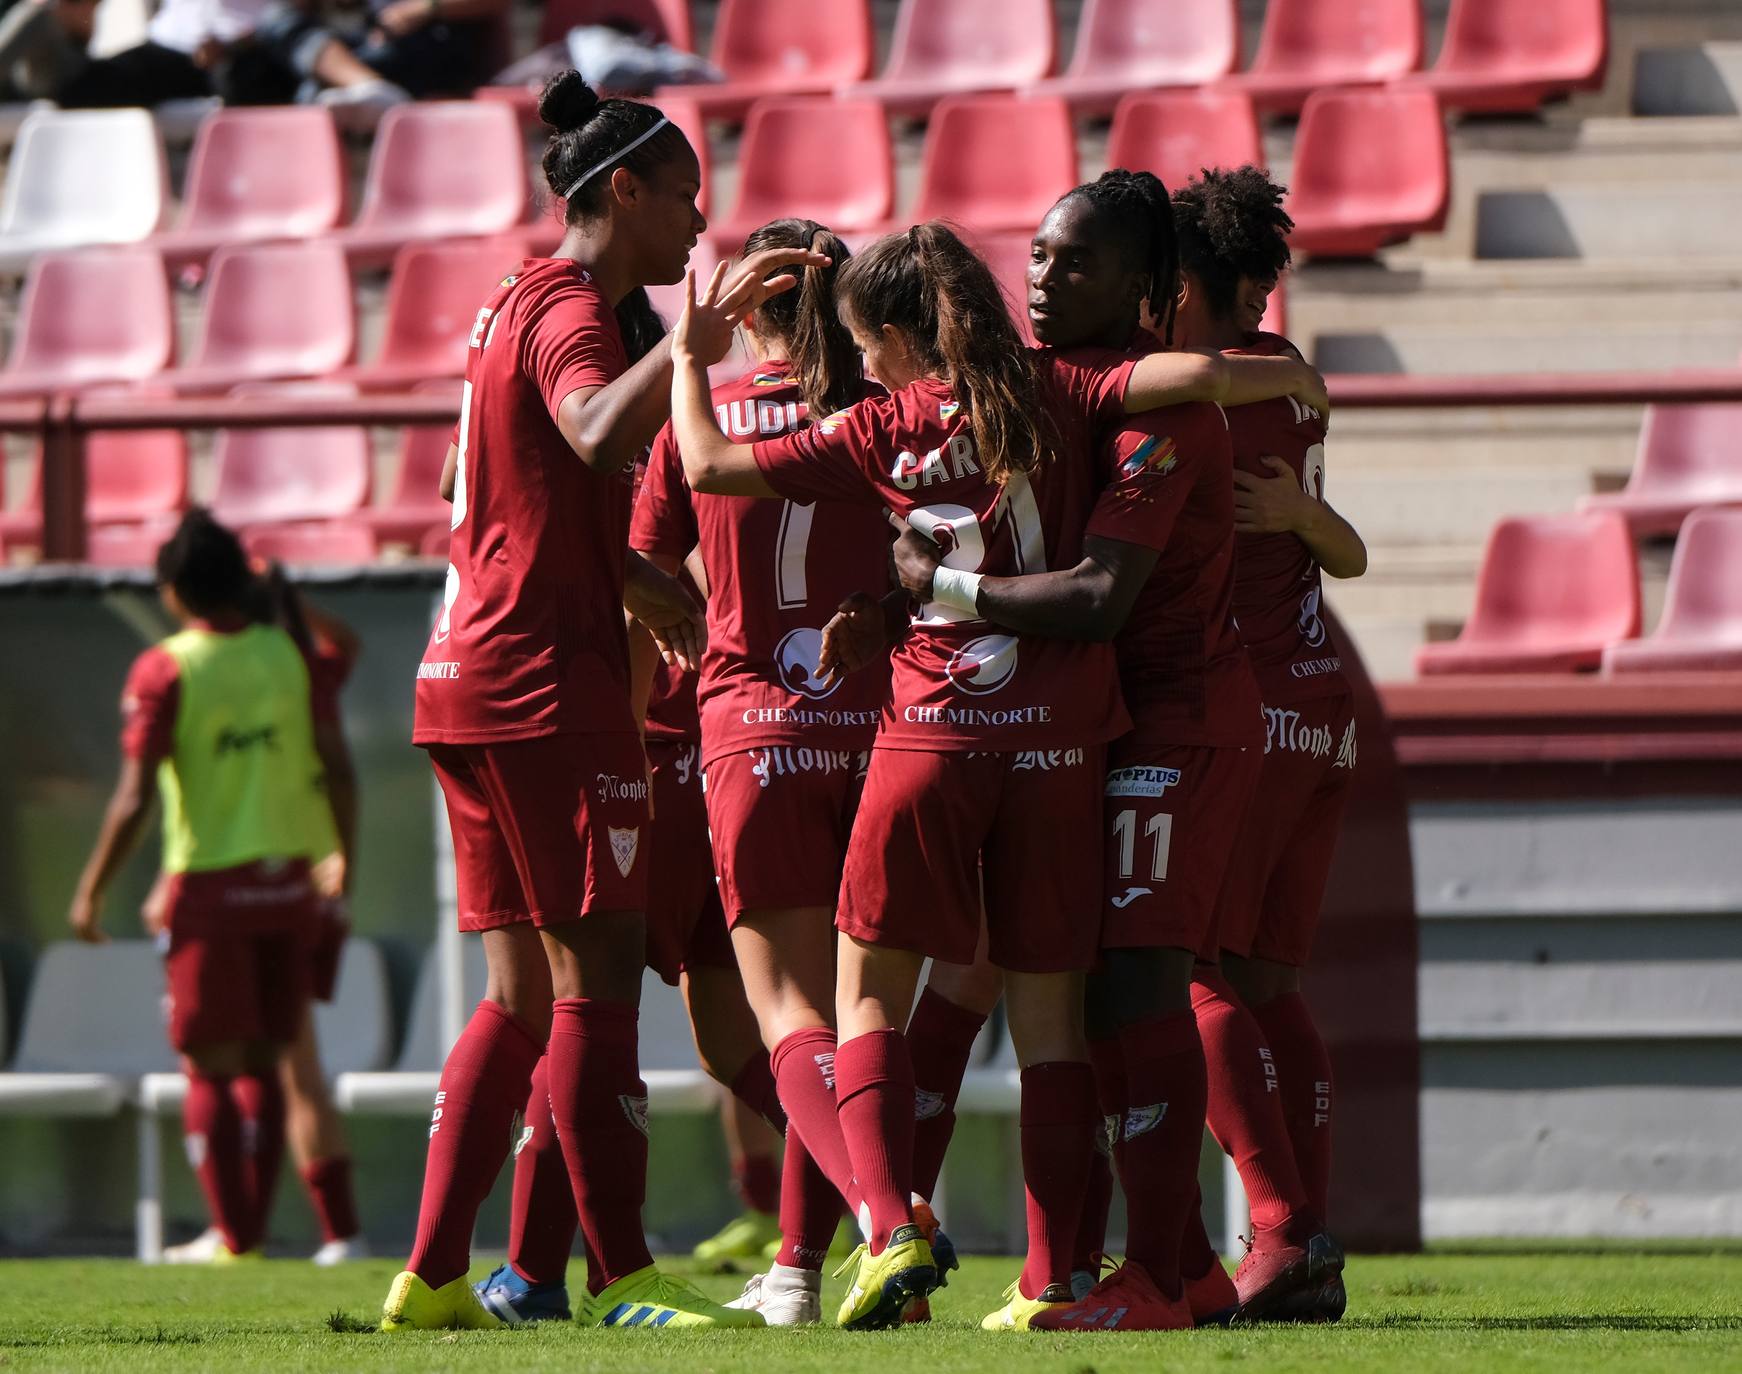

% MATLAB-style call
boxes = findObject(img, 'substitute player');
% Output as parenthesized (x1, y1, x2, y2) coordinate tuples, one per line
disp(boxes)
(1175, 167, 1367, 1323)
(382, 69, 825, 1332)
(70, 510, 339, 1262)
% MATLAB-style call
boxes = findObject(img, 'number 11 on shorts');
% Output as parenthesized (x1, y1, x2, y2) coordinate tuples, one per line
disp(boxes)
(1112, 808, 1173, 882)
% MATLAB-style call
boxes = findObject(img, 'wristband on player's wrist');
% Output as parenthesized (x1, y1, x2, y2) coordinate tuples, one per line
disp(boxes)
(929, 565, 983, 614)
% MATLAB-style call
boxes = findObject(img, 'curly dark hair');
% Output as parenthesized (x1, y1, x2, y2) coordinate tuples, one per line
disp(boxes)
(1171, 165, 1294, 321)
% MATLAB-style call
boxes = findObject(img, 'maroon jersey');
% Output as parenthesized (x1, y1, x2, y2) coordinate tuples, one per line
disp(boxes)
(634, 360, 889, 766)
(414, 259, 638, 745)
(1225, 331, 1345, 702)
(1087, 404, 1262, 750)
(752, 357, 1135, 752)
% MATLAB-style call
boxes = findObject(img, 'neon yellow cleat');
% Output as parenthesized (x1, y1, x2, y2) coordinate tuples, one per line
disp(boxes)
(693, 1210, 782, 1270)
(380, 1270, 504, 1332)
(208, 1245, 263, 1266)
(580, 1264, 768, 1329)
(981, 1277, 1076, 1330)
(833, 1223, 938, 1330)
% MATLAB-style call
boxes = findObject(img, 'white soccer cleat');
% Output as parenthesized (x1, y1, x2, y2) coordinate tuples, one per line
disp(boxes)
(163, 1228, 223, 1264)
(311, 1235, 371, 1266)
(724, 1263, 822, 1325)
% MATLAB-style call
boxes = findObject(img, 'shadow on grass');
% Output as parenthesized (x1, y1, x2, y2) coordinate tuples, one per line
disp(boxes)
(0, 1326, 205, 1349)
(1361, 1315, 1742, 1332)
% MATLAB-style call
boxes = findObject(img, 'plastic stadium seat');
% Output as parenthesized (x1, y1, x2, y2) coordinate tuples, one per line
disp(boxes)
(419, 522, 451, 558)
(346, 238, 520, 390)
(152, 107, 345, 266)
(1405, 0, 1608, 114)
(1286, 87, 1450, 258)
(1217, 0, 1423, 114)
(656, 0, 874, 121)
(1603, 509, 1742, 674)
(1028, 0, 1240, 116)
(84, 523, 175, 568)
(1106, 90, 1263, 193)
(1261, 278, 1288, 336)
(970, 232, 1037, 343)
(1578, 404, 1742, 537)
(844, 0, 1056, 116)
(0, 426, 188, 546)
(909, 96, 1078, 235)
(538, 0, 693, 50)
(332, 102, 527, 266)
(210, 383, 371, 528)
(1415, 512, 1641, 675)
(0, 247, 173, 398)
(167, 241, 355, 393)
(364, 380, 461, 545)
(243, 519, 378, 565)
(711, 98, 893, 245)
(662, 94, 712, 219)
(0, 108, 167, 272)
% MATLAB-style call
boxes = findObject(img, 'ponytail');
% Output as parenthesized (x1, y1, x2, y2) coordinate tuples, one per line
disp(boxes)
(741, 218, 860, 417)
(616, 286, 665, 364)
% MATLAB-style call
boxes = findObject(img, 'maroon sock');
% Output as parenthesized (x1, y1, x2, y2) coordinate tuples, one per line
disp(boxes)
(770, 1027, 861, 1214)
(905, 988, 989, 1200)
(547, 997, 654, 1294)
(1073, 1034, 1125, 1271)
(299, 1156, 360, 1244)
(507, 1053, 577, 1287)
(775, 1126, 844, 1271)
(1017, 1061, 1098, 1301)
(407, 998, 543, 1289)
(729, 1053, 788, 1135)
(1115, 1009, 1208, 1299)
(833, 1029, 915, 1252)
(1192, 970, 1313, 1240)
(733, 1153, 781, 1216)
(1179, 1186, 1218, 1280)
(182, 1071, 250, 1255)
(230, 1072, 285, 1253)
(1252, 990, 1335, 1225)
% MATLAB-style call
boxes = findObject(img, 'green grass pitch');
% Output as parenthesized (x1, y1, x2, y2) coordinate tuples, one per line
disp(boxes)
(4, 1249, 1741, 1373)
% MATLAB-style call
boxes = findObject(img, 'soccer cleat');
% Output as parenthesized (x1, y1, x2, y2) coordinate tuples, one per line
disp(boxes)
(1183, 1256, 1240, 1327)
(163, 1227, 223, 1264)
(380, 1270, 504, 1331)
(833, 1223, 938, 1330)
(692, 1210, 783, 1271)
(911, 1199, 960, 1287)
(725, 1263, 823, 1325)
(312, 1236, 370, 1267)
(474, 1263, 572, 1324)
(1232, 1229, 1345, 1324)
(581, 1264, 767, 1329)
(981, 1278, 1075, 1330)
(209, 1244, 263, 1265)
(1271, 1269, 1348, 1324)
(1027, 1259, 1193, 1331)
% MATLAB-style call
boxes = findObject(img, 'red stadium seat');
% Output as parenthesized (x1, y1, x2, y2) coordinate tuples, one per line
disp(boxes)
(1106, 90, 1263, 193)
(1415, 512, 1641, 675)
(909, 96, 1078, 235)
(152, 107, 345, 266)
(243, 520, 379, 566)
(346, 239, 521, 390)
(1603, 508, 1742, 674)
(844, 0, 1056, 117)
(538, 0, 693, 50)
(168, 241, 354, 394)
(1027, 0, 1240, 116)
(1286, 87, 1450, 258)
(968, 232, 1037, 343)
(0, 248, 173, 398)
(1578, 404, 1742, 537)
(85, 522, 178, 568)
(419, 522, 452, 558)
(1261, 277, 1288, 336)
(656, 0, 874, 121)
(711, 99, 893, 245)
(365, 381, 461, 546)
(211, 383, 372, 528)
(332, 102, 527, 266)
(1405, 0, 1608, 114)
(0, 426, 188, 545)
(1217, 0, 1422, 114)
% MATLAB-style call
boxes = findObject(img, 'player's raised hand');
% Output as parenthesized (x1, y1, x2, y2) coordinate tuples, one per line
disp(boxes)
(892, 525, 946, 601)
(672, 262, 737, 367)
(712, 244, 833, 323)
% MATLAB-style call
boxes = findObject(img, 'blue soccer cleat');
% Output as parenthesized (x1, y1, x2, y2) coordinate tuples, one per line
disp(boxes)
(473, 1263, 572, 1324)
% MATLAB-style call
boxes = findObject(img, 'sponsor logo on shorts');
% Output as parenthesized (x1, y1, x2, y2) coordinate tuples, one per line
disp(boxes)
(596, 773, 650, 804)
(944, 634, 1019, 696)
(1264, 706, 1332, 759)
(1010, 748, 1086, 771)
(1335, 718, 1358, 771)
(773, 626, 841, 701)
(1298, 586, 1327, 649)
(1110, 886, 1152, 909)
(1123, 1103, 1167, 1140)
(1104, 766, 1181, 797)
(750, 747, 867, 789)
(914, 1088, 947, 1122)
(620, 1093, 650, 1138)
(608, 825, 641, 877)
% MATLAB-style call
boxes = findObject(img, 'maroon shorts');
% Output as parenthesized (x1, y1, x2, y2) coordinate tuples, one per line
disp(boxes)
(838, 746, 1104, 974)
(428, 733, 650, 931)
(161, 860, 315, 1052)
(704, 745, 869, 924)
(1098, 740, 1262, 959)
(306, 899, 347, 1003)
(643, 736, 734, 987)
(1216, 692, 1357, 965)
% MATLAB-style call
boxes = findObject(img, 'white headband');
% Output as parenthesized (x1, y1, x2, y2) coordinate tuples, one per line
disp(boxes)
(562, 117, 671, 200)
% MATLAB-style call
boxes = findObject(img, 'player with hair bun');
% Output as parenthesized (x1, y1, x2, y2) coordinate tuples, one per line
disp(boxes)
(383, 69, 826, 1333)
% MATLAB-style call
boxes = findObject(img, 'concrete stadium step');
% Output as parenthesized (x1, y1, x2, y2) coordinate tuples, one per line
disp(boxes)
(1475, 185, 1742, 261)
(1315, 320, 1742, 374)
(1333, 467, 1597, 545)
(1634, 43, 1742, 116)
(1325, 405, 1645, 479)
(1335, 612, 1432, 683)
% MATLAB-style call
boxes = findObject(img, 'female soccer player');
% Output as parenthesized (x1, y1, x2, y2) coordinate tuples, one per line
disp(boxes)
(637, 218, 888, 1325)
(672, 222, 1325, 1330)
(1175, 166, 1366, 1324)
(382, 70, 826, 1332)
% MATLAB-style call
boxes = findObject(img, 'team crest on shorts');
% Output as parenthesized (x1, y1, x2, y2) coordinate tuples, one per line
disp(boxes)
(608, 825, 641, 877)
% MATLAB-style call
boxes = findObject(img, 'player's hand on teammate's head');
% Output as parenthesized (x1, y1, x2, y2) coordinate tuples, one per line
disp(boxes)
(892, 525, 946, 601)
(715, 245, 832, 322)
(69, 890, 108, 944)
(817, 592, 891, 686)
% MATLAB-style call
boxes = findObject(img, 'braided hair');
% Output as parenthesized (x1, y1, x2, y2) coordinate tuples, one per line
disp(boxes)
(1171, 166, 1293, 322)
(1055, 169, 1180, 344)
